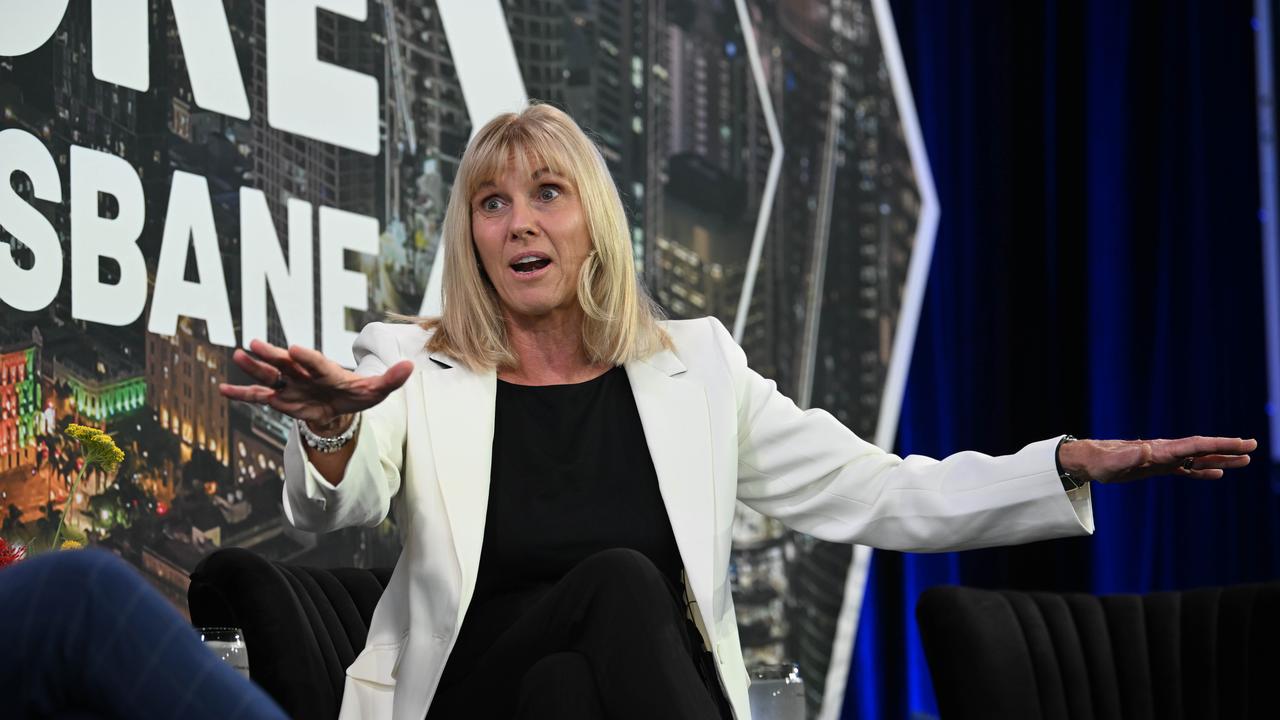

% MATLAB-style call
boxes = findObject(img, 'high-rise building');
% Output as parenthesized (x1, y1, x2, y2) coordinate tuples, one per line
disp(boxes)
(565, 0, 626, 167)
(654, 153, 752, 321)
(769, 1, 922, 712)
(657, 1, 776, 366)
(650, 0, 795, 679)
(563, 0, 666, 268)
(811, 0, 919, 437)
(507, 0, 569, 108)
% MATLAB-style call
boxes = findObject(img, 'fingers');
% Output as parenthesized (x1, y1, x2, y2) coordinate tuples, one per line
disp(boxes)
(229, 340, 319, 403)
(341, 361, 415, 409)
(1166, 440, 1253, 480)
(218, 382, 276, 404)
(231, 348, 283, 385)
(219, 380, 327, 422)
(1182, 468, 1225, 480)
(375, 360, 415, 392)
(248, 338, 289, 363)
(1182, 454, 1252, 471)
(1159, 436, 1257, 462)
(249, 339, 313, 381)
(1188, 436, 1256, 456)
(287, 344, 335, 380)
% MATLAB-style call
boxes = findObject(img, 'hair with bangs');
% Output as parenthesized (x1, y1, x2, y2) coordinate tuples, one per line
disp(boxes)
(415, 102, 670, 370)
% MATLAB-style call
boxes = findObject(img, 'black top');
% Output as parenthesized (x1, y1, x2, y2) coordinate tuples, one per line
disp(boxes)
(436, 365, 684, 686)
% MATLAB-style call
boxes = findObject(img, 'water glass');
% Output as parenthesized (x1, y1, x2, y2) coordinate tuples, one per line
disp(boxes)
(199, 626, 250, 679)
(747, 662, 804, 720)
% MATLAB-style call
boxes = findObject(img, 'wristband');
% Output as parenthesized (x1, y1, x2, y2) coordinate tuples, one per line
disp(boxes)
(1056, 434, 1087, 491)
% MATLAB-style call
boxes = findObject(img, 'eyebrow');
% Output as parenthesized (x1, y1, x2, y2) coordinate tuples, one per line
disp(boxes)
(471, 167, 569, 201)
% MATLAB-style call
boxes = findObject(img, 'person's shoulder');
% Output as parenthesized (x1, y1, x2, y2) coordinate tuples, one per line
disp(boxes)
(355, 321, 433, 362)
(658, 316, 729, 341)
(358, 320, 433, 345)
(655, 316, 736, 362)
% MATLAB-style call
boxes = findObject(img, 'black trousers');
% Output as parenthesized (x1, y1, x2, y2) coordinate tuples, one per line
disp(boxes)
(425, 548, 733, 719)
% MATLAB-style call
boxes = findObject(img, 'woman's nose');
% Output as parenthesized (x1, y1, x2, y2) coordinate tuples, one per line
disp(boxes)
(508, 199, 537, 240)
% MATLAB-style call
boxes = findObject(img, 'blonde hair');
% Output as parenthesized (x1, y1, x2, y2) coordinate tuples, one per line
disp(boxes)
(414, 103, 670, 371)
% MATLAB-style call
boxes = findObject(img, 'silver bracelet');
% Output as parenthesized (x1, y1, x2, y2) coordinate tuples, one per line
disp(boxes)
(1056, 434, 1087, 491)
(296, 414, 361, 453)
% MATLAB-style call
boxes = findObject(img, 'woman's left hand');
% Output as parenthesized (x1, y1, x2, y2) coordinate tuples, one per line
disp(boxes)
(1058, 436, 1258, 484)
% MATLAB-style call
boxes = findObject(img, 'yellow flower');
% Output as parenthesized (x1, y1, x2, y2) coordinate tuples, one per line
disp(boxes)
(65, 424, 125, 473)
(60, 540, 83, 551)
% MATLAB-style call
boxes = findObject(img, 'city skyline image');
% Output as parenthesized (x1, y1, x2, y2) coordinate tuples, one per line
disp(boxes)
(0, 2, 934, 717)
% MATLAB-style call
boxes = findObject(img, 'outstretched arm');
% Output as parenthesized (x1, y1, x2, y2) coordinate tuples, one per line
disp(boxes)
(711, 318, 1255, 552)
(220, 323, 417, 532)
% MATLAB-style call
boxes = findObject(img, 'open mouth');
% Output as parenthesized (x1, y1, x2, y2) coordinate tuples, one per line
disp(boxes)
(510, 255, 552, 274)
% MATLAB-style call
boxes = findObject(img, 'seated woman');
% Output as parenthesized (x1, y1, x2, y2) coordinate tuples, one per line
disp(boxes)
(219, 103, 1255, 720)
(0, 548, 287, 720)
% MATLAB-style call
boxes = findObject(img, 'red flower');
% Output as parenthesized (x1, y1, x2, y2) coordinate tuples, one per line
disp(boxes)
(0, 537, 26, 569)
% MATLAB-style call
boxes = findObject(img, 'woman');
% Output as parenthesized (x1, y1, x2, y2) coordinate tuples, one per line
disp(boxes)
(220, 104, 1255, 720)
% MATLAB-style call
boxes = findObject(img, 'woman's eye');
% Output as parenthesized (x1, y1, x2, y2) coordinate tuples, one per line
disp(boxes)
(538, 185, 561, 202)
(481, 197, 503, 212)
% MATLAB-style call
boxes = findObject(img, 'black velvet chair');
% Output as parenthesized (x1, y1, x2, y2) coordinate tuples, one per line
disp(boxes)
(917, 581, 1280, 719)
(187, 548, 392, 720)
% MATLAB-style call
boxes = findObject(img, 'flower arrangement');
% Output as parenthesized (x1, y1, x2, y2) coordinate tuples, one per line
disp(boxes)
(0, 424, 124, 568)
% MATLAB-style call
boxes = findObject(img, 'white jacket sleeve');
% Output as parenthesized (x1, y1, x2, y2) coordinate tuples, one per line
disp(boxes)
(282, 323, 409, 533)
(713, 318, 1094, 552)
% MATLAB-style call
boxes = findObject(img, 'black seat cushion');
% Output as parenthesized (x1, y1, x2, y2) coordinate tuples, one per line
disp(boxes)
(917, 582, 1280, 719)
(188, 548, 393, 720)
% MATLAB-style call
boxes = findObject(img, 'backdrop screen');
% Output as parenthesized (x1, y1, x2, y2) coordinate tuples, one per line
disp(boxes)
(0, 1, 920, 714)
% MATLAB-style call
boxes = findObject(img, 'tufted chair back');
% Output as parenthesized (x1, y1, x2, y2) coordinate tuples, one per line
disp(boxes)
(917, 582, 1280, 719)
(188, 547, 393, 720)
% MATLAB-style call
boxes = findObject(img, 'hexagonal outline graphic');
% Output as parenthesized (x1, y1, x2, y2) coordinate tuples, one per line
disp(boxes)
(728, 0, 784, 345)
(809, 1, 940, 717)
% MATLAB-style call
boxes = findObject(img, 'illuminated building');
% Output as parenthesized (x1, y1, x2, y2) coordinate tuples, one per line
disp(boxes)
(40, 334, 146, 500)
(145, 319, 229, 466)
(45, 340, 146, 429)
(59, 368, 146, 427)
(0, 338, 42, 474)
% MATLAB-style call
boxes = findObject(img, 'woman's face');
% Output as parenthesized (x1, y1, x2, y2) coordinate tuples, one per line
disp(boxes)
(470, 161, 592, 323)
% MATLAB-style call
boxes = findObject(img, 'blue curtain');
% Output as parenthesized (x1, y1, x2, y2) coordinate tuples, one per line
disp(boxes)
(843, 1, 1280, 717)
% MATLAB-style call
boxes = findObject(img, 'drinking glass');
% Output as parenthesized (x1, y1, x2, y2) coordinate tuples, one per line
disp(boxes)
(198, 626, 250, 679)
(747, 662, 804, 720)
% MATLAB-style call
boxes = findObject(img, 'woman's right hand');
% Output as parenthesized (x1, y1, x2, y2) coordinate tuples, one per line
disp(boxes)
(218, 339, 415, 427)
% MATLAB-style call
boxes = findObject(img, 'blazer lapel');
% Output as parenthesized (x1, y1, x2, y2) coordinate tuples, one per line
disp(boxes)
(625, 350, 716, 614)
(421, 351, 496, 625)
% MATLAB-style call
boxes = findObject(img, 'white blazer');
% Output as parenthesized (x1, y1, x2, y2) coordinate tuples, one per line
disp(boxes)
(282, 317, 1093, 720)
